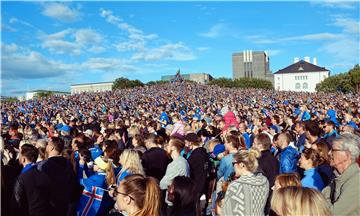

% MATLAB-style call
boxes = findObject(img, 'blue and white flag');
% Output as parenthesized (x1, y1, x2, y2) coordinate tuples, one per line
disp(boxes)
(77, 186, 104, 216)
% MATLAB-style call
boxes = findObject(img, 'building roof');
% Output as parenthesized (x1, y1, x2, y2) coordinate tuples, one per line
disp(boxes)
(71, 81, 113, 86)
(274, 60, 328, 74)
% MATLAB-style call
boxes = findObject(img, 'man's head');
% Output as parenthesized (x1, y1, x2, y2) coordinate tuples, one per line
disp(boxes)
(329, 133, 360, 174)
(184, 133, 201, 148)
(277, 132, 291, 150)
(239, 122, 247, 133)
(295, 122, 306, 135)
(253, 133, 272, 151)
(166, 138, 185, 157)
(323, 121, 335, 134)
(19, 144, 39, 166)
(225, 134, 241, 151)
(46, 137, 64, 157)
(305, 121, 321, 140)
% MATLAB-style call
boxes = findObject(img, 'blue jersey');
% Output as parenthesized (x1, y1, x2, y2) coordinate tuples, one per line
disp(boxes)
(159, 112, 169, 128)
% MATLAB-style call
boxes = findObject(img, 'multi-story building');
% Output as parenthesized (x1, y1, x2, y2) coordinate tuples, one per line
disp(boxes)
(232, 50, 273, 82)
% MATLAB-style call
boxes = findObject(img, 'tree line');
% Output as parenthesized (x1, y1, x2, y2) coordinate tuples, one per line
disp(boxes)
(316, 65, 360, 94)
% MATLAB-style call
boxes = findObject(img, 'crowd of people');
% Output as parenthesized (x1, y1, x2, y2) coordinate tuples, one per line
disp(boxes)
(1, 81, 360, 216)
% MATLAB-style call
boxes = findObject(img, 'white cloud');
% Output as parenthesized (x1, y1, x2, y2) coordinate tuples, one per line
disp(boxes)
(197, 47, 211, 51)
(100, 9, 195, 62)
(132, 42, 196, 61)
(75, 29, 103, 45)
(42, 28, 73, 40)
(88, 46, 106, 53)
(42, 39, 81, 56)
(2, 51, 72, 79)
(320, 16, 359, 68)
(100, 8, 122, 24)
(9, 17, 34, 28)
(199, 23, 227, 38)
(331, 16, 360, 34)
(310, 1, 357, 10)
(42, 3, 80, 22)
(2, 43, 18, 54)
(250, 33, 342, 44)
(81, 58, 137, 72)
(39, 28, 103, 55)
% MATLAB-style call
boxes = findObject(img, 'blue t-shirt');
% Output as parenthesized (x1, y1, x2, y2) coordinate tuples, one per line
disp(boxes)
(217, 153, 235, 181)
(301, 168, 325, 191)
(243, 133, 251, 149)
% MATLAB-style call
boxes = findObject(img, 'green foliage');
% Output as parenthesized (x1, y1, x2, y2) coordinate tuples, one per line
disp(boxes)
(2, 97, 19, 103)
(349, 64, 360, 93)
(146, 80, 168, 86)
(316, 65, 359, 93)
(112, 77, 144, 90)
(208, 77, 273, 89)
(35, 91, 53, 98)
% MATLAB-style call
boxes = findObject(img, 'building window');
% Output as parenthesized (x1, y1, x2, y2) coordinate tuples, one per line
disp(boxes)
(295, 76, 297, 80)
(295, 83, 301, 89)
(303, 82, 308, 89)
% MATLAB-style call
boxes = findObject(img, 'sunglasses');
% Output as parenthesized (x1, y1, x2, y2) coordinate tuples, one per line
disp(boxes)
(232, 161, 240, 166)
(114, 189, 135, 201)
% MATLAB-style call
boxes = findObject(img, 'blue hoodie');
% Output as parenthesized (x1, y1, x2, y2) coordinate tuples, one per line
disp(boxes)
(279, 146, 299, 174)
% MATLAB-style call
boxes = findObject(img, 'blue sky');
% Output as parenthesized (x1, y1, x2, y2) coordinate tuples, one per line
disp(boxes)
(1, 1, 359, 96)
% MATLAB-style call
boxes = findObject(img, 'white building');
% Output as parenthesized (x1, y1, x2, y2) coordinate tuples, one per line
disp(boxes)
(71, 81, 113, 95)
(274, 57, 329, 92)
(25, 90, 70, 100)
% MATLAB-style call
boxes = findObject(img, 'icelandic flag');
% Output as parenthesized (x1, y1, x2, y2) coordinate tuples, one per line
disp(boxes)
(77, 186, 104, 216)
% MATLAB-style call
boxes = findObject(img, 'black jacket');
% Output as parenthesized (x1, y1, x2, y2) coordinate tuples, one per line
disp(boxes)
(141, 147, 171, 182)
(38, 156, 82, 216)
(258, 150, 279, 215)
(258, 150, 279, 187)
(12, 165, 53, 216)
(187, 147, 210, 195)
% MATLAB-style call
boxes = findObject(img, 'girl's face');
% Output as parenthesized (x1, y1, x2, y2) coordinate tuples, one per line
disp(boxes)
(115, 184, 129, 212)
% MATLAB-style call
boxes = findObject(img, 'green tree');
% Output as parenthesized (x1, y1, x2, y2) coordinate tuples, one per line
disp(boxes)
(146, 80, 168, 86)
(208, 77, 273, 89)
(349, 64, 360, 93)
(316, 65, 359, 93)
(112, 77, 144, 90)
(36, 91, 53, 98)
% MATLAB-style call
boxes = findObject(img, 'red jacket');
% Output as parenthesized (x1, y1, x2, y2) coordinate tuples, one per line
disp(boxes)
(223, 111, 239, 131)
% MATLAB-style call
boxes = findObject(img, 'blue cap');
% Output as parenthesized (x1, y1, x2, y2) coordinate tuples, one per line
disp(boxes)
(212, 144, 225, 158)
(59, 125, 71, 132)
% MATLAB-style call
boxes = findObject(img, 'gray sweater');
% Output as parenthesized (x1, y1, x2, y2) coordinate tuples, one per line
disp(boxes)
(222, 173, 269, 216)
(160, 156, 190, 190)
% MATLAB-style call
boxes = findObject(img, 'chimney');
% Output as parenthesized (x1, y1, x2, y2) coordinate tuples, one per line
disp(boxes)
(294, 57, 300, 63)
(304, 56, 310, 63)
(313, 57, 317, 65)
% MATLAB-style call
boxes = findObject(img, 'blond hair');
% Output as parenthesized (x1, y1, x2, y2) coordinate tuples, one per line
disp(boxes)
(271, 186, 331, 216)
(121, 174, 161, 216)
(233, 148, 260, 173)
(275, 173, 302, 188)
(119, 149, 144, 175)
(94, 156, 115, 186)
